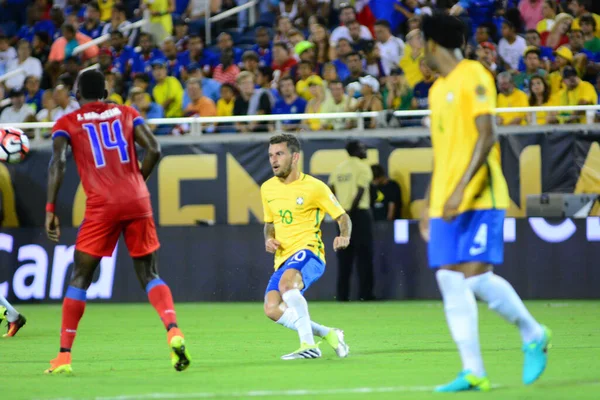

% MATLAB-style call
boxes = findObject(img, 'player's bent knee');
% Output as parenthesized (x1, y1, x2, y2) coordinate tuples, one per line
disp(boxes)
(263, 302, 281, 321)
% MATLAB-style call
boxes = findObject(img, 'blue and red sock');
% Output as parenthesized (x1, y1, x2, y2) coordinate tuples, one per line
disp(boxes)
(146, 278, 178, 331)
(60, 286, 87, 352)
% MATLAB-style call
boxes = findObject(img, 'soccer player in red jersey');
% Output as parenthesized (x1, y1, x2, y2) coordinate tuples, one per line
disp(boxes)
(44, 70, 191, 374)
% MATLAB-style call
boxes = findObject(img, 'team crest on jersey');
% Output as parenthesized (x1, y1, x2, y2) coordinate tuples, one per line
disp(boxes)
(475, 85, 487, 101)
(296, 197, 304, 205)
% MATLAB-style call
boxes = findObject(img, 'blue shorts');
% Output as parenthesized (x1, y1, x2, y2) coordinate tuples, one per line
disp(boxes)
(265, 250, 325, 296)
(428, 209, 505, 268)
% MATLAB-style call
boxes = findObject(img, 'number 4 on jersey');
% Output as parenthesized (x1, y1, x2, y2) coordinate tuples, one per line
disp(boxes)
(83, 121, 130, 168)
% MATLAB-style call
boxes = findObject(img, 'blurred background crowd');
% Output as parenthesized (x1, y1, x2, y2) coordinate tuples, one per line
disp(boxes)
(0, 0, 600, 135)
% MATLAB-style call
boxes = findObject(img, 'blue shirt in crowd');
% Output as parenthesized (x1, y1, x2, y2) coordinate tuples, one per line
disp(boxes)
(272, 96, 307, 127)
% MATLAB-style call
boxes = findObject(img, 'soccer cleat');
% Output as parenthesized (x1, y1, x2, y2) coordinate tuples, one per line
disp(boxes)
(522, 325, 552, 385)
(44, 353, 73, 375)
(324, 328, 350, 358)
(434, 370, 491, 392)
(168, 328, 191, 372)
(281, 342, 322, 360)
(3, 314, 26, 337)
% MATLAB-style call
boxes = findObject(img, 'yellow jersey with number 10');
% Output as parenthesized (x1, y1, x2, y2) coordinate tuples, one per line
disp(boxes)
(261, 173, 346, 270)
(428, 60, 510, 219)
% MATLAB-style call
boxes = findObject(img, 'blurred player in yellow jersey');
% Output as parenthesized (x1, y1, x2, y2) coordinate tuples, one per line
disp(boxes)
(261, 134, 352, 360)
(420, 14, 552, 392)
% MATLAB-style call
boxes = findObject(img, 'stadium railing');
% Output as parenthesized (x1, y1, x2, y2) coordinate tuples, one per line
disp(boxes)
(205, 0, 257, 44)
(72, 18, 149, 56)
(0, 105, 598, 142)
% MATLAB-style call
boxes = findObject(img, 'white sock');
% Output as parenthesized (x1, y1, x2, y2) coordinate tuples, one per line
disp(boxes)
(0, 295, 19, 323)
(436, 269, 486, 377)
(281, 289, 315, 345)
(276, 308, 331, 337)
(467, 271, 543, 344)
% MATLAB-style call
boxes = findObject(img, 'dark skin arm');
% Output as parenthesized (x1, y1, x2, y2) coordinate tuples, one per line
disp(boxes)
(134, 123, 161, 181)
(46, 136, 69, 242)
(443, 114, 495, 221)
(350, 187, 366, 214)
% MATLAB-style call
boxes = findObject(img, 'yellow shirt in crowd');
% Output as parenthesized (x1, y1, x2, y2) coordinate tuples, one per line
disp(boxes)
(399, 45, 424, 88)
(497, 89, 529, 125)
(217, 98, 235, 117)
(152, 77, 184, 118)
(556, 80, 598, 124)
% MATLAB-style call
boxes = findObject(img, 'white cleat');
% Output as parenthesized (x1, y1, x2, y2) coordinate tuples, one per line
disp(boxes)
(281, 343, 322, 360)
(328, 328, 350, 358)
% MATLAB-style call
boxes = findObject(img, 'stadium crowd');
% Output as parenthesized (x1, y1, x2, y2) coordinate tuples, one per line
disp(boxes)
(0, 0, 600, 135)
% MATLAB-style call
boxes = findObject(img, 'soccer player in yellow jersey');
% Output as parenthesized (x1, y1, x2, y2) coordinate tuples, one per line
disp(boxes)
(261, 134, 352, 360)
(420, 14, 552, 392)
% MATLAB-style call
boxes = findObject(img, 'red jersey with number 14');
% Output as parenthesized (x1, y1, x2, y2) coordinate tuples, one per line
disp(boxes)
(51, 101, 151, 221)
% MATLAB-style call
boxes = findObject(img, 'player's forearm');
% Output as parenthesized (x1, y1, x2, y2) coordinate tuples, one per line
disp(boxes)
(264, 223, 275, 241)
(47, 155, 66, 205)
(455, 114, 495, 193)
(140, 141, 161, 181)
(336, 213, 352, 238)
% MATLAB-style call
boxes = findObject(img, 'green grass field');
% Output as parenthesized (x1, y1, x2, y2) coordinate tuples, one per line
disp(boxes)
(2, 301, 599, 400)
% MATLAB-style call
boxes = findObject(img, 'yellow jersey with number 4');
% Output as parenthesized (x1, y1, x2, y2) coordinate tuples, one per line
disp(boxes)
(428, 60, 509, 219)
(261, 173, 346, 270)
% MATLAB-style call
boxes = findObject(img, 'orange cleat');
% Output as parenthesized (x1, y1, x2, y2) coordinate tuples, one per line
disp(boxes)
(3, 314, 26, 337)
(44, 352, 73, 375)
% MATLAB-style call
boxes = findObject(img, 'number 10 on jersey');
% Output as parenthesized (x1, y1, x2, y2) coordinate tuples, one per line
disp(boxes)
(83, 121, 130, 168)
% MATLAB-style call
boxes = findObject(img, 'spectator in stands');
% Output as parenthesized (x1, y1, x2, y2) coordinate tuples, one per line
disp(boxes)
(580, 15, 600, 53)
(274, 16, 293, 43)
(97, 0, 113, 22)
(568, 29, 594, 77)
(5, 40, 43, 91)
(375, 19, 404, 76)
(499, 20, 527, 72)
(180, 35, 217, 72)
(0, 89, 34, 124)
(279, 0, 301, 25)
(541, 13, 573, 49)
(125, 73, 151, 106)
(549, 46, 573, 95)
(130, 87, 164, 132)
(272, 76, 307, 131)
(371, 164, 402, 221)
(519, 0, 544, 31)
(49, 24, 96, 62)
(174, 19, 189, 52)
(322, 62, 340, 85)
(496, 71, 529, 125)
(35, 89, 56, 123)
(109, 30, 137, 76)
(295, 61, 317, 100)
(213, 48, 241, 85)
(383, 67, 413, 110)
(134, 33, 164, 77)
(357, 75, 383, 129)
(294, 40, 317, 73)
(80, 1, 104, 39)
(476, 42, 499, 77)
(98, 47, 114, 74)
(523, 29, 555, 67)
(216, 83, 235, 117)
(537, 0, 558, 33)
(101, 4, 132, 40)
(287, 29, 305, 48)
(182, 0, 221, 35)
(105, 71, 124, 104)
(32, 32, 51, 66)
(330, 5, 373, 46)
(515, 47, 548, 93)
(184, 78, 217, 121)
(411, 59, 435, 110)
(556, 65, 598, 123)
(50, 7, 66, 41)
(152, 60, 184, 118)
(343, 51, 367, 86)
(24, 75, 43, 112)
(320, 79, 358, 130)
(570, 0, 600, 38)
(449, 0, 496, 37)
(242, 51, 260, 77)
(528, 74, 558, 124)
(332, 39, 352, 80)
(184, 63, 221, 104)
(162, 37, 186, 80)
(305, 78, 326, 130)
(272, 42, 297, 77)
(363, 40, 386, 78)
(217, 32, 243, 66)
(252, 26, 273, 67)
(52, 84, 79, 121)
(311, 23, 334, 64)
(473, 23, 494, 46)
(399, 29, 424, 88)
(18, 5, 56, 43)
(0, 35, 17, 76)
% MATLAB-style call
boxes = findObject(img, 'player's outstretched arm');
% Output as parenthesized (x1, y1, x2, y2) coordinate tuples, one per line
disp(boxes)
(333, 213, 352, 252)
(46, 136, 68, 242)
(443, 114, 495, 220)
(134, 123, 162, 181)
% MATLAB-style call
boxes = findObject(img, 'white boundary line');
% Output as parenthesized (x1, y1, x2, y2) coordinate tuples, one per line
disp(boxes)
(36, 384, 503, 400)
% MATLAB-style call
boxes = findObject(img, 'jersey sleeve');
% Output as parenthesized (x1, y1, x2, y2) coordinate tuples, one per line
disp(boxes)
(261, 185, 274, 223)
(51, 117, 72, 142)
(464, 65, 496, 119)
(126, 106, 146, 128)
(316, 181, 346, 220)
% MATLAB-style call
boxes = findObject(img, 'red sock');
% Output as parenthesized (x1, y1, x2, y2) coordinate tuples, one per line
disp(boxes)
(146, 279, 177, 330)
(60, 286, 87, 351)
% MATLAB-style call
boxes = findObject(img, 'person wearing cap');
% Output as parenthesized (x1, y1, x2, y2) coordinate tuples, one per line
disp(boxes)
(0, 88, 34, 124)
(580, 14, 600, 52)
(476, 42, 498, 77)
(556, 65, 598, 123)
(540, 13, 572, 49)
(356, 75, 383, 129)
(549, 45, 574, 95)
(570, 0, 600, 39)
(5, 40, 43, 92)
(320, 79, 359, 130)
(514, 47, 547, 93)
(151, 60, 184, 118)
(399, 29, 425, 87)
(98, 47, 116, 74)
(294, 40, 317, 66)
(496, 71, 529, 125)
(383, 67, 413, 111)
(272, 42, 297, 77)
(499, 20, 528, 71)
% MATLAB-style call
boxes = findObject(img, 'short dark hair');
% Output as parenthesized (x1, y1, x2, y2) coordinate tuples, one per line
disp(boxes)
(278, 75, 295, 88)
(346, 51, 361, 60)
(580, 14, 597, 29)
(340, 4, 355, 13)
(345, 140, 363, 156)
(258, 66, 273, 81)
(371, 164, 386, 179)
(242, 50, 259, 62)
(62, 23, 76, 35)
(375, 19, 391, 30)
(298, 60, 313, 68)
(113, 4, 126, 14)
(273, 42, 288, 52)
(134, 73, 150, 83)
(526, 29, 541, 38)
(269, 134, 301, 154)
(77, 69, 106, 100)
(255, 26, 269, 35)
(422, 13, 466, 49)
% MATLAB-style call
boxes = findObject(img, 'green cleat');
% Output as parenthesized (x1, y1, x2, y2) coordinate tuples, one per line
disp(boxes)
(324, 328, 350, 358)
(435, 370, 491, 392)
(170, 334, 191, 372)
